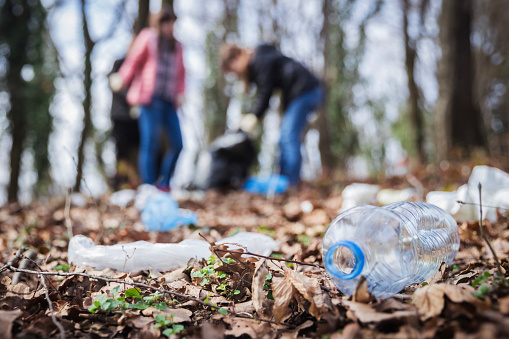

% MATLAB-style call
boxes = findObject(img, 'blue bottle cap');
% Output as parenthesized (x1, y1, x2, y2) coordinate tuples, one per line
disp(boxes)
(324, 240, 365, 280)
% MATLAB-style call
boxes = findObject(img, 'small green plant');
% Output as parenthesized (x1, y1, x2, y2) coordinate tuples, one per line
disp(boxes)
(258, 225, 276, 237)
(191, 255, 238, 286)
(53, 264, 70, 272)
(472, 271, 491, 288)
(297, 234, 311, 245)
(264, 273, 274, 300)
(88, 286, 167, 313)
(154, 314, 185, 337)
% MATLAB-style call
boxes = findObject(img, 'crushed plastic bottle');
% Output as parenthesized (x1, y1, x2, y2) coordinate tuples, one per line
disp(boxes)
(68, 232, 279, 272)
(322, 201, 460, 299)
(244, 174, 289, 195)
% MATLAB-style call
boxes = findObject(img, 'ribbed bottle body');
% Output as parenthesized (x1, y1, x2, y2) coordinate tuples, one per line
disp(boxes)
(322, 202, 460, 299)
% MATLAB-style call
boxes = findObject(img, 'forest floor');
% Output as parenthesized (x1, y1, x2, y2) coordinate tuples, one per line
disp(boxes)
(1, 165, 509, 339)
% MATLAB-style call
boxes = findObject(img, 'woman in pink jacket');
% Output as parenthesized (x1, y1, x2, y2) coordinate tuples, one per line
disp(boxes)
(110, 8, 185, 191)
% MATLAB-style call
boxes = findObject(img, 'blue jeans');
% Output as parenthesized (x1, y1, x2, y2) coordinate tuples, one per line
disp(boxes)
(279, 86, 323, 185)
(138, 97, 183, 186)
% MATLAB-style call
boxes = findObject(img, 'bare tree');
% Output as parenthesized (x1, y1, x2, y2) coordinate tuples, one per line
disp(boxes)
(401, 0, 427, 164)
(435, 0, 486, 161)
(74, 0, 127, 191)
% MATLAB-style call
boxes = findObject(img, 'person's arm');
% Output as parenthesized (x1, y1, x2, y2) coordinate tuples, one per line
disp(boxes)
(249, 58, 275, 119)
(117, 29, 151, 85)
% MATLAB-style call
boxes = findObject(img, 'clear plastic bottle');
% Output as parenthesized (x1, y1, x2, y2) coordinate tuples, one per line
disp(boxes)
(322, 202, 460, 299)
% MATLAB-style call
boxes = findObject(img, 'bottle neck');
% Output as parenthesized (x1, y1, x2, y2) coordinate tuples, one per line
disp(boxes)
(324, 240, 365, 280)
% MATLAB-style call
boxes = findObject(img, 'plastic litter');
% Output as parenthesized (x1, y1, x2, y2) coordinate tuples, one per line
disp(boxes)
(141, 193, 197, 231)
(376, 188, 416, 206)
(322, 201, 460, 299)
(426, 165, 509, 222)
(244, 174, 289, 195)
(339, 183, 380, 212)
(109, 189, 136, 209)
(68, 232, 279, 272)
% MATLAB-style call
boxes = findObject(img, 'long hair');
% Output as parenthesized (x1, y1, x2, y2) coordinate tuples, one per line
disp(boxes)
(150, 7, 177, 52)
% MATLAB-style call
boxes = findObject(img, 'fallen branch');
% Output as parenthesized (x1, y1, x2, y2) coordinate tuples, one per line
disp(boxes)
(477, 184, 505, 280)
(213, 248, 325, 270)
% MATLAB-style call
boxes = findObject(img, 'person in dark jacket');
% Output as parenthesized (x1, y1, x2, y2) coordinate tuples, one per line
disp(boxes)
(109, 57, 140, 190)
(220, 43, 323, 185)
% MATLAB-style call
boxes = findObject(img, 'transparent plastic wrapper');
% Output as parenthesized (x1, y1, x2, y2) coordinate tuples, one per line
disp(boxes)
(322, 202, 460, 299)
(68, 232, 279, 272)
(244, 174, 289, 195)
(340, 183, 380, 212)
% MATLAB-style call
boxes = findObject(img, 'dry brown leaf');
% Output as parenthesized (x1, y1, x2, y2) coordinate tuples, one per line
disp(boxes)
(252, 259, 272, 319)
(498, 295, 509, 315)
(331, 323, 363, 339)
(351, 276, 375, 303)
(272, 276, 294, 323)
(427, 262, 447, 284)
(284, 265, 326, 320)
(141, 307, 192, 323)
(279, 320, 314, 339)
(0, 309, 22, 339)
(343, 299, 418, 324)
(223, 317, 273, 338)
(411, 283, 486, 320)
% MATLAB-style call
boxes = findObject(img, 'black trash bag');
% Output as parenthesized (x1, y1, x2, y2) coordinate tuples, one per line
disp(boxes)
(193, 130, 256, 190)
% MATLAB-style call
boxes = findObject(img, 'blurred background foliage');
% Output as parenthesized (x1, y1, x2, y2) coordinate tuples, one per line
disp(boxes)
(1, 0, 509, 203)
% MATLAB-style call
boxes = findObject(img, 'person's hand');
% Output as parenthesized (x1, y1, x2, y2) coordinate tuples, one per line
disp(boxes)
(175, 94, 185, 108)
(108, 73, 124, 92)
(239, 113, 259, 136)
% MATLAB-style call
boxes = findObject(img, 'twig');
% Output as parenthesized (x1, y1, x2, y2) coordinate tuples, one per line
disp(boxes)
(477, 183, 504, 279)
(213, 248, 325, 269)
(4, 266, 289, 327)
(0, 246, 28, 274)
(65, 188, 73, 239)
(38, 273, 66, 339)
(457, 200, 509, 211)
(121, 246, 136, 273)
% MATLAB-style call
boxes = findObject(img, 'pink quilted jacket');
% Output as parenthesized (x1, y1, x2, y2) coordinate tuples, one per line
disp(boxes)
(118, 28, 185, 106)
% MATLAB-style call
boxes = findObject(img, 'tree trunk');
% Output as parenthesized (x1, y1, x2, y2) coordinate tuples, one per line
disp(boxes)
(402, 0, 426, 164)
(436, 0, 486, 161)
(318, 0, 334, 178)
(134, 0, 150, 34)
(4, 0, 30, 202)
(161, 0, 174, 9)
(74, 0, 95, 192)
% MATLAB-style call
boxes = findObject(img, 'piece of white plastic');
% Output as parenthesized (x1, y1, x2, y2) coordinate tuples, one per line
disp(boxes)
(466, 166, 509, 221)
(109, 189, 136, 209)
(68, 232, 279, 272)
(340, 183, 380, 212)
(376, 188, 416, 206)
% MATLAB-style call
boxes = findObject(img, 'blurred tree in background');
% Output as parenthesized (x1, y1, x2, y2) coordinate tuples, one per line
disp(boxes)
(0, 0, 58, 202)
(4, 0, 509, 203)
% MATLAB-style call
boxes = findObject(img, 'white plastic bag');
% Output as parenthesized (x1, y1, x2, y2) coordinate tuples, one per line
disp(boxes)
(68, 232, 279, 272)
